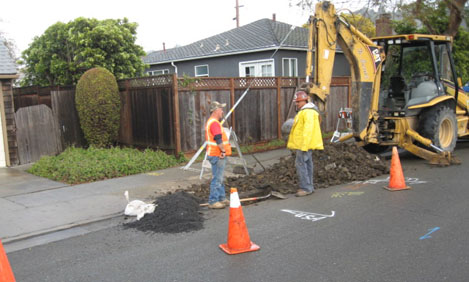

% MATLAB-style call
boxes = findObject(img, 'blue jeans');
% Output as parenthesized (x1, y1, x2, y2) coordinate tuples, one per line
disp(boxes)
(207, 156, 227, 204)
(295, 150, 314, 192)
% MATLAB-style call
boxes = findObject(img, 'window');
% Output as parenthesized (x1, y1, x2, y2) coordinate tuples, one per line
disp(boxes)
(147, 69, 169, 76)
(282, 58, 298, 77)
(239, 59, 275, 77)
(245, 66, 255, 77)
(195, 65, 209, 77)
(434, 44, 453, 82)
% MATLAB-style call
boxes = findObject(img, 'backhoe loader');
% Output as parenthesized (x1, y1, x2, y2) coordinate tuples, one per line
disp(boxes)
(300, 1, 469, 165)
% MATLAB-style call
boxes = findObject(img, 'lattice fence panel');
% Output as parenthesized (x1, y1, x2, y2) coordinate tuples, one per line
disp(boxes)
(118, 75, 173, 89)
(234, 77, 277, 88)
(281, 77, 299, 87)
(178, 78, 231, 90)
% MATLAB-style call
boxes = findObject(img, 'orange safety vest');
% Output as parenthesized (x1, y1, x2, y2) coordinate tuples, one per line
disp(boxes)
(205, 117, 232, 157)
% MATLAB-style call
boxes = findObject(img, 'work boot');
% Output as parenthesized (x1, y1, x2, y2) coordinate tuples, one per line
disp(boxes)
(208, 202, 225, 209)
(295, 189, 313, 197)
(220, 199, 230, 206)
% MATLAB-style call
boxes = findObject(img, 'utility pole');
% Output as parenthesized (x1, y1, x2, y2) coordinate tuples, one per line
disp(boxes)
(234, 0, 244, 28)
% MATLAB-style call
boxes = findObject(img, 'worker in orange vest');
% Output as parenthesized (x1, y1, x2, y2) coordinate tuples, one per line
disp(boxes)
(205, 101, 232, 209)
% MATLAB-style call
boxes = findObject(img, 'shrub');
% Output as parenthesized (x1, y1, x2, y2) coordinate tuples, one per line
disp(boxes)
(27, 146, 187, 184)
(75, 67, 121, 147)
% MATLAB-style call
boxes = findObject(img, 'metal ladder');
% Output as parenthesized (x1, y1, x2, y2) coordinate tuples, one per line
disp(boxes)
(183, 128, 250, 179)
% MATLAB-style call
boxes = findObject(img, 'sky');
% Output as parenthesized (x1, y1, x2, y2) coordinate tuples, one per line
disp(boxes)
(0, 0, 366, 56)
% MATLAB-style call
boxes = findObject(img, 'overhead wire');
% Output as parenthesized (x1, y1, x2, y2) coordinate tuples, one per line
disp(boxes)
(183, 22, 299, 171)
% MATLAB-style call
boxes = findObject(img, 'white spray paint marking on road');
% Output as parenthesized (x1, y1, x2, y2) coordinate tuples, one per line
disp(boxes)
(281, 210, 335, 222)
(349, 177, 427, 185)
(331, 191, 365, 198)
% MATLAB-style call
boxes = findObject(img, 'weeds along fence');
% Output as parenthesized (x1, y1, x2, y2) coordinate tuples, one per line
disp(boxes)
(12, 75, 350, 163)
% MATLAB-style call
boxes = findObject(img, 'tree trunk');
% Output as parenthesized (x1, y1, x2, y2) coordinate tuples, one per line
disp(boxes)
(445, 0, 467, 37)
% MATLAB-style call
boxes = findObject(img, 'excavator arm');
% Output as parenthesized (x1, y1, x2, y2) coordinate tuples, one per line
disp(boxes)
(304, 1, 385, 141)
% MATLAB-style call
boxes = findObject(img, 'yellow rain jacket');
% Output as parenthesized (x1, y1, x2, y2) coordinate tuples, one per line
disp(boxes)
(287, 102, 324, 151)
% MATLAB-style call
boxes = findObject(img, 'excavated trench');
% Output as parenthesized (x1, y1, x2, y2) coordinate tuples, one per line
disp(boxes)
(187, 142, 389, 198)
(125, 143, 389, 233)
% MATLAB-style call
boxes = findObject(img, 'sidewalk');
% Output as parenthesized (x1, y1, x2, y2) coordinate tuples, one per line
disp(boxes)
(0, 148, 291, 252)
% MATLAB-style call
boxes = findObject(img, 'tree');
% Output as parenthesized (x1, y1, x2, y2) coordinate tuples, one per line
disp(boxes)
(21, 17, 146, 86)
(398, 0, 468, 36)
(394, 0, 469, 82)
(291, 0, 468, 34)
(341, 13, 376, 37)
(75, 67, 121, 148)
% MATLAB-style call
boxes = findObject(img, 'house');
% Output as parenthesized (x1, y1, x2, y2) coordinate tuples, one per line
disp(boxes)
(143, 18, 350, 78)
(0, 40, 19, 167)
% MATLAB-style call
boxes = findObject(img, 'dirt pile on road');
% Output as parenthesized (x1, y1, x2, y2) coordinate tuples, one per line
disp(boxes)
(125, 191, 204, 233)
(187, 142, 389, 199)
(125, 143, 388, 234)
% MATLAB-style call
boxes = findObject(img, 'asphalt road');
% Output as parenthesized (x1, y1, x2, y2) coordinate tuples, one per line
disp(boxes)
(8, 142, 469, 282)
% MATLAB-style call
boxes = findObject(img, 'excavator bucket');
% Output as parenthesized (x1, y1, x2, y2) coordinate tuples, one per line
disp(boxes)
(428, 152, 461, 166)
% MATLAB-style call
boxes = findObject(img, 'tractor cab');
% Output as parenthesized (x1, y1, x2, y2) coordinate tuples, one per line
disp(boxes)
(372, 34, 458, 115)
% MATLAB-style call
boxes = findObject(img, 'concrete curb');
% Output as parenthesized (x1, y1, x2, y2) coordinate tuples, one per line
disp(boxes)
(3, 212, 122, 245)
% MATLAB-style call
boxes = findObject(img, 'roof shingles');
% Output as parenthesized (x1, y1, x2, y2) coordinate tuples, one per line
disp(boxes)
(0, 40, 17, 75)
(144, 19, 308, 64)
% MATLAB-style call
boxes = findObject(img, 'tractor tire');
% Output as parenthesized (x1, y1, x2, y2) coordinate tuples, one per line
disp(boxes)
(419, 104, 457, 152)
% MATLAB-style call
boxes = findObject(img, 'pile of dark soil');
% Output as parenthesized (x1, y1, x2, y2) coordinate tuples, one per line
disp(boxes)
(187, 142, 389, 199)
(125, 143, 388, 234)
(124, 191, 204, 233)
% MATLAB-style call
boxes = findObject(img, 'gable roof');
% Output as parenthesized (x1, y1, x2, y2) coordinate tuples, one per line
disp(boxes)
(0, 40, 17, 75)
(144, 19, 308, 65)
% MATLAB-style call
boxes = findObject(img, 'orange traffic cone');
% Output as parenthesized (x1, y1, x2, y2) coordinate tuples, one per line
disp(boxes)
(384, 146, 410, 191)
(0, 240, 16, 282)
(219, 188, 260, 255)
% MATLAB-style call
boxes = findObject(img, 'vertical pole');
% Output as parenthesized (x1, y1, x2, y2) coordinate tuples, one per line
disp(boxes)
(276, 77, 282, 139)
(0, 81, 11, 166)
(348, 76, 352, 107)
(235, 0, 240, 28)
(124, 80, 133, 145)
(172, 74, 181, 156)
(36, 85, 39, 105)
(230, 78, 235, 129)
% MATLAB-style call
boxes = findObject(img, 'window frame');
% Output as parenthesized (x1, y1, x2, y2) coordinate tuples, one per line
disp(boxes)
(238, 59, 275, 77)
(282, 58, 298, 77)
(195, 65, 209, 77)
(147, 69, 169, 76)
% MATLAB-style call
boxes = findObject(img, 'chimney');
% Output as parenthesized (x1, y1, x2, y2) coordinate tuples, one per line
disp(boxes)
(272, 13, 276, 22)
(163, 42, 166, 52)
(375, 13, 393, 36)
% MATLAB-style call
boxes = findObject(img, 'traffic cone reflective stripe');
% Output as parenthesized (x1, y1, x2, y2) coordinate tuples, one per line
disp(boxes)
(384, 146, 410, 191)
(0, 240, 16, 282)
(219, 188, 260, 255)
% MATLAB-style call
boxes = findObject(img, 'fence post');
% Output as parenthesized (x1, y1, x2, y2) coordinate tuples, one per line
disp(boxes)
(230, 78, 235, 129)
(120, 80, 133, 145)
(172, 74, 181, 156)
(276, 77, 282, 139)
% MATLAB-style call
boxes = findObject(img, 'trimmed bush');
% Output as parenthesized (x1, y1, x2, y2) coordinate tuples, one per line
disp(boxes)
(75, 67, 121, 147)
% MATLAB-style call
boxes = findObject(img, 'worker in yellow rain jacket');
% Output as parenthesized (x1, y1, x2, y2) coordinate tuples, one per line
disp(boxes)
(287, 91, 324, 196)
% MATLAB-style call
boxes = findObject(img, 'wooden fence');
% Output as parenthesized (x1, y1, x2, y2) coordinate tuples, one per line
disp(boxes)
(12, 75, 351, 163)
(15, 105, 63, 164)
